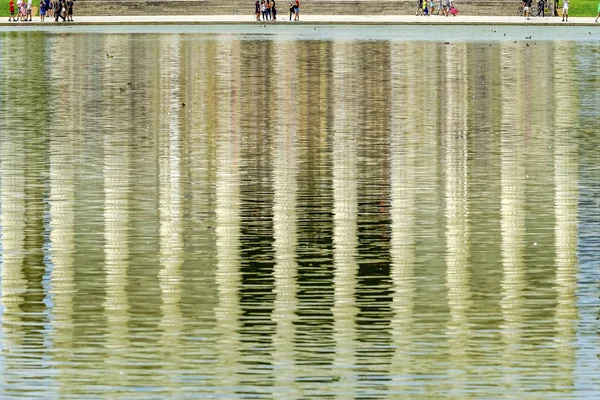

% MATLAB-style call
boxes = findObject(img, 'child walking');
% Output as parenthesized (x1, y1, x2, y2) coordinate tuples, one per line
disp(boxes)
(9, 0, 16, 20)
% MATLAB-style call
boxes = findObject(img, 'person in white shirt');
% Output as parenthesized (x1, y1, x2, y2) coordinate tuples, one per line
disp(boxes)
(562, 0, 568, 21)
(26, 0, 32, 21)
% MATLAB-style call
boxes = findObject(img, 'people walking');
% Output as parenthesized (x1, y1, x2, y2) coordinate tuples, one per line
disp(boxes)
(562, 0, 568, 21)
(416, 0, 423, 15)
(54, 0, 65, 21)
(596, 1, 600, 21)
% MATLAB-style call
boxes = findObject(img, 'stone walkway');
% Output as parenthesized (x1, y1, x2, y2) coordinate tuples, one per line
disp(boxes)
(1, 15, 599, 26)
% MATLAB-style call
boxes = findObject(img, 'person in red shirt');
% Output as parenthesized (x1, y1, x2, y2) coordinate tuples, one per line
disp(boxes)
(9, 0, 16, 21)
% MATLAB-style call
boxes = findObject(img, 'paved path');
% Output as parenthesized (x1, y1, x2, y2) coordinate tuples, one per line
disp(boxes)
(1, 15, 599, 26)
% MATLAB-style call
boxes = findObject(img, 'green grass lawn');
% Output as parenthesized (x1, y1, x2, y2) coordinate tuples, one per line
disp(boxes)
(0, 0, 598, 18)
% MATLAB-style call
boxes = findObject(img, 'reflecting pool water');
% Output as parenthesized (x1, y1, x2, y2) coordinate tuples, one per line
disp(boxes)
(0, 29, 599, 398)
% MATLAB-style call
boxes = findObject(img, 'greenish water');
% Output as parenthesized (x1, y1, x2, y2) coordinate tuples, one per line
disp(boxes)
(0, 30, 599, 398)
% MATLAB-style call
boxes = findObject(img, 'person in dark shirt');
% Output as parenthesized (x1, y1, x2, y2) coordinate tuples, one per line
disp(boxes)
(66, 0, 73, 21)
(54, 0, 65, 21)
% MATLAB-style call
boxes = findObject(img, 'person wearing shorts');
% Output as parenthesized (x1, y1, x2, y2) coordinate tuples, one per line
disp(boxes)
(66, 0, 73, 21)
(26, 0, 32, 21)
(294, 0, 299, 21)
(562, 0, 568, 21)
(9, 0, 15, 21)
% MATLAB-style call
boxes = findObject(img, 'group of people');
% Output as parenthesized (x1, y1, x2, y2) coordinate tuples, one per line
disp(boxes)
(520, 0, 569, 20)
(255, 0, 299, 21)
(416, 0, 458, 16)
(8, 0, 73, 22)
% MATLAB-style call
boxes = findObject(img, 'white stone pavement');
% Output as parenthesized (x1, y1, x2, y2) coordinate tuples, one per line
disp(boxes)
(1, 14, 599, 25)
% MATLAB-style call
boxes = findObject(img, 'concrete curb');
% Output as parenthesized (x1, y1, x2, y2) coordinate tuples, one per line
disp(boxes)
(1, 15, 599, 26)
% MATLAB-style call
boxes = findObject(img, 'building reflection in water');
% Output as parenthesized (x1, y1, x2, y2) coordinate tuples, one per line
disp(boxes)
(271, 43, 300, 395)
(331, 41, 359, 395)
(213, 39, 243, 394)
(0, 34, 593, 398)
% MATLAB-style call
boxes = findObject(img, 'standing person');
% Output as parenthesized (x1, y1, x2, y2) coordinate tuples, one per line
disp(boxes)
(294, 0, 299, 20)
(272, 0, 276, 20)
(445, 0, 451, 15)
(39, 0, 45, 21)
(255, 0, 260, 20)
(9, 0, 15, 21)
(265, 0, 271, 20)
(523, 0, 531, 19)
(429, 0, 435, 15)
(17, 0, 24, 21)
(537, 0, 545, 16)
(66, 0, 73, 21)
(289, 2, 294, 19)
(47, 0, 52, 18)
(596, 1, 599, 22)
(260, 0, 266, 21)
(562, 0, 568, 20)
(26, 0, 32, 21)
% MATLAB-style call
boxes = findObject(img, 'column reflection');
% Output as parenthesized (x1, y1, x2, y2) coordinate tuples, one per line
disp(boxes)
(213, 39, 242, 393)
(499, 44, 526, 392)
(271, 44, 300, 395)
(443, 42, 471, 394)
(157, 35, 184, 395)
(47, 130, 77, 395)
(103, 105, 131, 387)
(0, 132, 27, 359)
(331, 41, 359, 396)
(388, 42, 416, 390)
(552, 42, 578, 392)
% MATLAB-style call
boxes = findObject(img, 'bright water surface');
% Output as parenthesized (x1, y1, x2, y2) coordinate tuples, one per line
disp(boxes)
(0, 26, 599, 398)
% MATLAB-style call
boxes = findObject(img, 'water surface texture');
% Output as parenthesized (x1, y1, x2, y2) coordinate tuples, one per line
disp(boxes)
(0, 30, 599, 398)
